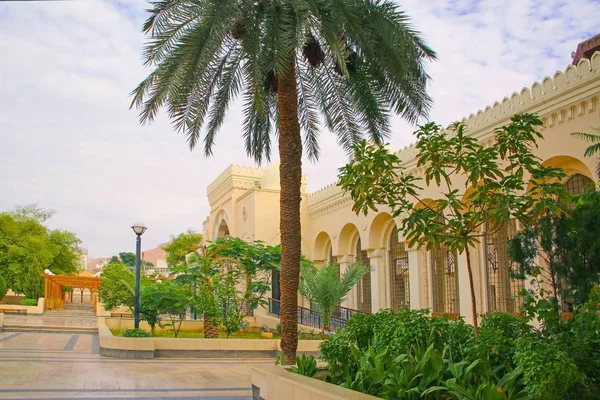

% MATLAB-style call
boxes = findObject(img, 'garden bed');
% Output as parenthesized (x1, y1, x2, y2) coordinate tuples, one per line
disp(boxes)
(110, 327, 321, 340)
(98, 318, 322, 359)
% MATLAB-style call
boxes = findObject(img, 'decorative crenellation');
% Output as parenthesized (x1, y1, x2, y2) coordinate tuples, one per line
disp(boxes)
(394, 51, 600, 166)
(307, 51, 600, 217)
(207, 164, 264, 204)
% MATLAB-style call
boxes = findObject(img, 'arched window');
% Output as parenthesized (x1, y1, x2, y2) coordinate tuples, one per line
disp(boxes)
(389, 226, 410, 310)
(355, 238, 372, 313)
(485, 220, 522, 313)
(431, 217, 459, 314)
(565, 173, 594, 196)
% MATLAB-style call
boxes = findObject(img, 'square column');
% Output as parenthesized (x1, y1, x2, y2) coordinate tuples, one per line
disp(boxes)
(337, 255, 355, 309)
(407, 248, 422, 310)
(367, 249, 386, 313)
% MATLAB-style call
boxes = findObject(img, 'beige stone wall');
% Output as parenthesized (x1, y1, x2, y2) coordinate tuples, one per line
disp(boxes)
(203, 52, 600, 322)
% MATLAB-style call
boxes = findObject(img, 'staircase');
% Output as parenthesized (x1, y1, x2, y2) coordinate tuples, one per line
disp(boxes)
(3, 302, 98, 334)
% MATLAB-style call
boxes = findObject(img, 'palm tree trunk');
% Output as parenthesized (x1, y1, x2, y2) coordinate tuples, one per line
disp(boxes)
(277, 53, 303, 365)
(203, 314, 219, 339)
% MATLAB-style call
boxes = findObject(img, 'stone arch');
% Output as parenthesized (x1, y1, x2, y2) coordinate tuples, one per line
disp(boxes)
(337, 223, 361, 257)
(541, 155, 594, 180)
(313, 231, 333, 262)
(525, 156, 594, 195)
(368, 212, 396, 249)
(213, 210, 230, 240)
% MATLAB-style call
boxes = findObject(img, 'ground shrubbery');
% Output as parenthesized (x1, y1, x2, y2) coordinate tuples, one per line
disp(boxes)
(320, 291, 600, 399)
(20, 298, 38, 306)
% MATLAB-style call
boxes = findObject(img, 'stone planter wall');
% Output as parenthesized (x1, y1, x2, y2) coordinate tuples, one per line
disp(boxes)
(98, 318, 322, 359)
(251, 366, 379, 400)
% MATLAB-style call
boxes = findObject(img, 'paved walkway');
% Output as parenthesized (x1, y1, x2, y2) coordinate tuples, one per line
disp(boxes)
(0, 331, 270, 399)
(3, 302, 97, 333)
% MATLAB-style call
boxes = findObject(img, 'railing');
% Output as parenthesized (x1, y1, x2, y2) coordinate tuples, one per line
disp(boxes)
(268, 298, 363, 331)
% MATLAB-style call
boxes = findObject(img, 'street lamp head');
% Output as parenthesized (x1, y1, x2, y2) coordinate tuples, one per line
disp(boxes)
(131, 222, 147, 236)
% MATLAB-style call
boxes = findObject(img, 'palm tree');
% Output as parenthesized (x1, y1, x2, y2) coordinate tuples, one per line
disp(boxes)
(131, 0, 435, 363)
(299, 261, 369, 337)
(572, 128, 600, 178)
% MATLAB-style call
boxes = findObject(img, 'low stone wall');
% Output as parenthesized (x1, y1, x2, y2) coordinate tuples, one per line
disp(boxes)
(98, 318, 322, 359)
(251, 366, 379, 400)
(0, 298, 45, 315)
(0, 295, 25, 305)
(104, 316, 205, 333)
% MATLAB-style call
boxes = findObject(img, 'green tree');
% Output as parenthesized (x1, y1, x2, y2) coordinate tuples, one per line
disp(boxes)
(0, 205, 80, 298)
(97, 263, 136, 311)
(299, 261, 368, 337)
(142, 280, 191, 337)
(218, 237, 280, 315)
(163, 231, 204, 268)
(46, 230, 82, 274)
(173, 243, 227, 338)
(131, 0, 435, 363)
(510, 189, 600, 309)
(572, 127, 600, 178)
(338, 114, 568, 337)
(0, 275, 7, 301)
(118, 252, 136, 266)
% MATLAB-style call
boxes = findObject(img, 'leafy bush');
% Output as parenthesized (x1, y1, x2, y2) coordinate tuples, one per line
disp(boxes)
(290, 354, 318, 377)
(515, 336, 581, 400)
(276, 323, 281, 336)
(122, 328, 151, 338)
(0, 275, 7, 301)
(320, 308, 475, 373)
(20, 298, 38, 306)
(471, 312, 531, 368)
(555, 290, 600, 398)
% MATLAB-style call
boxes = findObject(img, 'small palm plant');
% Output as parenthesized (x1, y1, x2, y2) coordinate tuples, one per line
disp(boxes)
(299, 261, 369, 337)
(572, 127, 600, 178)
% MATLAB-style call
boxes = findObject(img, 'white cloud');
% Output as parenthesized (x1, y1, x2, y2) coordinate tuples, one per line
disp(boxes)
(0, 0, 597, 257)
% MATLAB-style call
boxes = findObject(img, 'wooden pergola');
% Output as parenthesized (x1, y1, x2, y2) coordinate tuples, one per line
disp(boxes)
(42, 274, 101, 312)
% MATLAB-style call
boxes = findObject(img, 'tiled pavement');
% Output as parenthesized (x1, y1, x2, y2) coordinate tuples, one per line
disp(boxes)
(0, 331, 271, 399)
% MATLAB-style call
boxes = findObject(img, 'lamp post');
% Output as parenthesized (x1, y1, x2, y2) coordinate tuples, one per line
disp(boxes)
(131, 222, 147, 329)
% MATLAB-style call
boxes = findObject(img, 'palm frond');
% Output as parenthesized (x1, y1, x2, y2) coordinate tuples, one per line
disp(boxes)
(572, 129, 600, 157)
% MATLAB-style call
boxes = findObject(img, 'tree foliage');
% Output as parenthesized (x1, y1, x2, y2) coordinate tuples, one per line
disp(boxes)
(166, 231, 280, 338)
(299, 261, 368, 335)
(132, 0, 436, 363)
(97, 263, 136, 311)
(142, 280, 190, 337)
(338, 114, 568, 336)
(0, 205, 81, 299)
(509, 189, 600, 308)
(131, 0, 436, 161)
(571, 127, 600, 178)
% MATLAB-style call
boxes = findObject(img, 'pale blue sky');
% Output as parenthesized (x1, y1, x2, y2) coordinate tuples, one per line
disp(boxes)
(0, 0, 598, 258)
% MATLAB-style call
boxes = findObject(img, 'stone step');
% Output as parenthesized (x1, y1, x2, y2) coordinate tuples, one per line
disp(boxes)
(3, 324, 97, 334)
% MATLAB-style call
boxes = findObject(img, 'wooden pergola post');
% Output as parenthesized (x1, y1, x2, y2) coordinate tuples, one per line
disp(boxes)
(41, 274, 101, 311)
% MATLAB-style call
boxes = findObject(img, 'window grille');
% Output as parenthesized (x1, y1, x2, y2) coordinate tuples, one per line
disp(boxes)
(356, 238, 372, 313)
(389, 226, 410, 310)
(431, 217, 459, 314)
(485, 220, 523, 313)
(565, 173, 594, 196)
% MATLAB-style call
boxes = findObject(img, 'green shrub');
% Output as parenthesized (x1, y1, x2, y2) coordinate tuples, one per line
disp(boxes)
(471, 312, 531, 368)
(122, 328, 151, 338)
(557, 292, 600, 398)
(0, 275, 7, 301)
(276, 323, 281, 336)
(515, 335, 581, 400)
(20, 298, 38, 306)
(290, 354, 318, 377)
